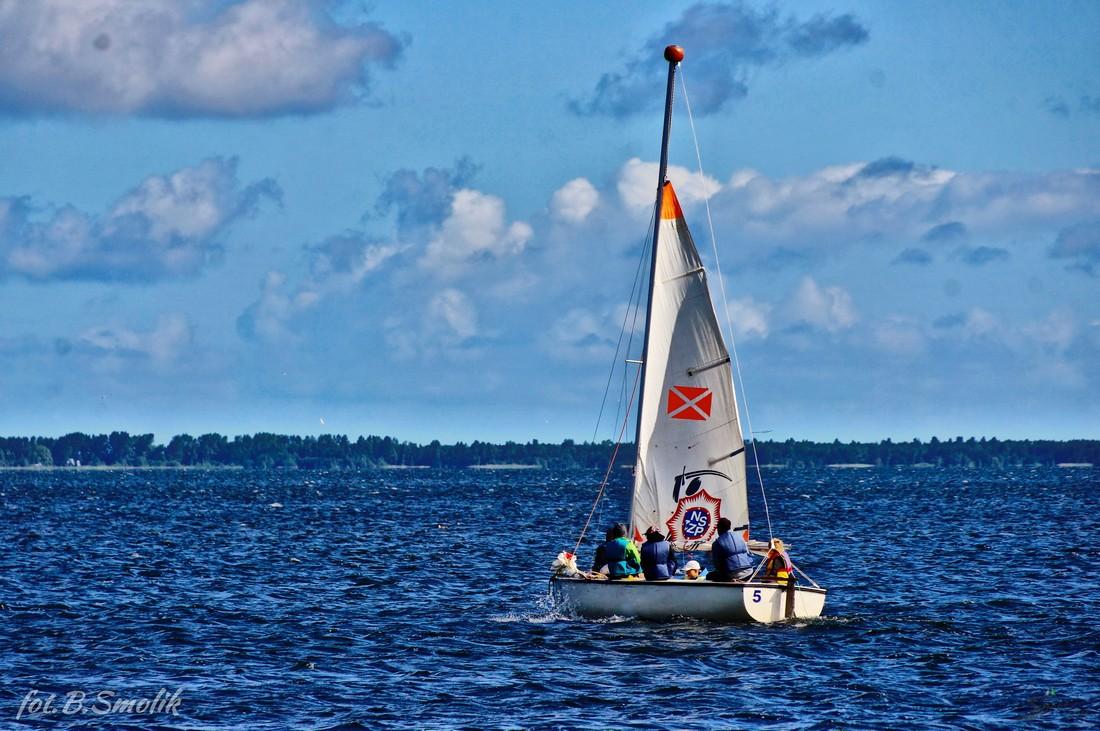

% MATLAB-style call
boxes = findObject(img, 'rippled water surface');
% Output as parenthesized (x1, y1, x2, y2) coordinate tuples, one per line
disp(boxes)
(1, 467, 1098, 729)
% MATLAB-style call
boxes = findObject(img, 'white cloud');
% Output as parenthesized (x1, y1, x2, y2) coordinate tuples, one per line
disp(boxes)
(544, 304, 642, 363)
(1027, 310, 1076, 352)
(871, 315, 926, 355)
(726, 297, 771, 340)
(963, 307, 999, 339)
(106, 159, 259, 243)
(238, 238, 402, 342)
(588, 156, 1100, 259)
(571, 4, 867, 118)
(237, 271, 302, 342)
(382, 288, 483, 361)
(0, 157, 278, 281)
(0, 0, 404, 117)
(787, 277, 857, 333)
(81, 314, 193, 362)
(617, 158, 721, 211)
(428, 289, 478, 339)
(550, 178, 600, 224)
(712, 161, 1100, 246)
(931, 307, 1080, 360)
(420, 189, 532, 277)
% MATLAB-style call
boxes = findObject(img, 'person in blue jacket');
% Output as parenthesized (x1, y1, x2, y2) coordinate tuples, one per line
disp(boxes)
(640, 527, 678, 580)
(706, 517, 755, 582)
(592, 527, 616, 572)
(599, 523, 641, 579)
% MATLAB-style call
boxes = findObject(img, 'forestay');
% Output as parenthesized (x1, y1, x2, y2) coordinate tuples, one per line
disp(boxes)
(630, 182, 748, 550)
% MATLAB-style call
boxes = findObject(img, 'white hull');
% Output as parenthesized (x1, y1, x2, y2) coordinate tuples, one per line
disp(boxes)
(550, 576, 826, 623)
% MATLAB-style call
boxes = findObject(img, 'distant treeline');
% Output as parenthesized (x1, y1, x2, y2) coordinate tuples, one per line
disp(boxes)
(0, 432, 1096, 469)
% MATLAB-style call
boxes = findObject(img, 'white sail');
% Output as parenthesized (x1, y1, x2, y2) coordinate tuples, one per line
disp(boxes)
(630, 182, 748, 550)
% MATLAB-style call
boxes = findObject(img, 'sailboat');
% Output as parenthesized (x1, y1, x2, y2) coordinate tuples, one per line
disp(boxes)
(549, 45, 826, 623)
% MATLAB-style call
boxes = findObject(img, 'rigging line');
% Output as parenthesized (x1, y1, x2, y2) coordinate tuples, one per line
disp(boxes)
(621, 240, 649, 435)
(611, 222, 652, 442)
(591, 211, 655, 443)
(679, 69, 773, 540)
(572, 359, 644, 558)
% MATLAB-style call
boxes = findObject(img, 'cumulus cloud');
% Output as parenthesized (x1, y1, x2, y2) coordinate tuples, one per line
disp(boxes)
(727, 297, 771, 340)
(1049, 220, 1100, 275)
(237, 237, 402, 341)
(545, 305, 637, 362)
(871, 315, 925, 356)
(550, 178, 600, 224)
(0, 157, 279, 281)
(932, 307, 1079, 358)
(428, 289, 478, 339)
(786, 277, 857, 333)
(240, 160, 527, 345)
(0, 0, 405, 118)
(670, 159, 1100, 251)
(571, 1, 868, 118)
(374, 159, 478, 236)
(384, 287, 484, 361)
(419, 189, 532, 277)
(80, 314, 193, 362)
(617, 158, 721, 211)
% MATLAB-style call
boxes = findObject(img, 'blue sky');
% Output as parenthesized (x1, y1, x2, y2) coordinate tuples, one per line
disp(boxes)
(1, 0, 1098, 443)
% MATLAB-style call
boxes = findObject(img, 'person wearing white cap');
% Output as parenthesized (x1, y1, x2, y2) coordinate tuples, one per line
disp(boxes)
(683, 560, 702, 580)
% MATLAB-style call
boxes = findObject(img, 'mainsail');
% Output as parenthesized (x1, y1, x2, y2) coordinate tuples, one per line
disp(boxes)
(630, 181, 748, 550)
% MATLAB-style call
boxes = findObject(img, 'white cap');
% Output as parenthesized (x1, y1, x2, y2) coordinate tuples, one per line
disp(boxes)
(684, 560, 701, 572)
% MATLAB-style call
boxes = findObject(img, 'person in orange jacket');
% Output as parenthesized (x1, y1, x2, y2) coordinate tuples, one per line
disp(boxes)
(763, 538, 793, 585)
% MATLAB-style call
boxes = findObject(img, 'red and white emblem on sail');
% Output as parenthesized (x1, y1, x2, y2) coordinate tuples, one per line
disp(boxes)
(666, 385, 712, 421)
(665, 489, 722, 543)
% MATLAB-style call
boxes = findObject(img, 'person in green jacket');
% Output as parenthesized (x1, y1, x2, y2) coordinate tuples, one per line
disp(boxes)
(600, 523, 641, 579)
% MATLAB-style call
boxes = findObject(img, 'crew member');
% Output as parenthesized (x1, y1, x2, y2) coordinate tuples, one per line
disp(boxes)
(706, 517, 755, 582)
(592, 527, 616, 573)
(640, 527, 677, 580)
(601, 523, 641, 579)
(763, 538, 793, 585)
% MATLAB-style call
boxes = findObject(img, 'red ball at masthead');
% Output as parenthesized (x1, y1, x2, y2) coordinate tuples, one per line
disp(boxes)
(664, 45, 684, 63)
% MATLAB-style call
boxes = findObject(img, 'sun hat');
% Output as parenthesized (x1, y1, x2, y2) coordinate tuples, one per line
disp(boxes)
(684, 560, 701, 572)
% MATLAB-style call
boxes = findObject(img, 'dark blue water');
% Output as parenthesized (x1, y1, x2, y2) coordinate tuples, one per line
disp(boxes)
(1, 467, 1097, 729)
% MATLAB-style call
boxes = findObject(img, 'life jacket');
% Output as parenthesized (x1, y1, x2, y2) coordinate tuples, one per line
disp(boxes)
(711, 530, 754, 578)
(592, 543, 609, 572)
(764, 550, 792, 583)
(602, 537, 641, 579)
(640, 539, 676, 580)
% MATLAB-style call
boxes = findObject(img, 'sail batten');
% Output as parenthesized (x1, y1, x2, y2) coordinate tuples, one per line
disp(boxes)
(631, 182, 748, 550)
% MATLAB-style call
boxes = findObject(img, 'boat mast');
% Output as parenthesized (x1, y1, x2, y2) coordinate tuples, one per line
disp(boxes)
(630, 45, 684, 539)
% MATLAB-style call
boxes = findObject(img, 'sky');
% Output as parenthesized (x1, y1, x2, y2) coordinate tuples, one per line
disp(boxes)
(1, 0, 1098, 444)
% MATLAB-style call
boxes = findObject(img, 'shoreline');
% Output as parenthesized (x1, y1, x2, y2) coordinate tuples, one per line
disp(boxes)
(1, 462, 1092, 472)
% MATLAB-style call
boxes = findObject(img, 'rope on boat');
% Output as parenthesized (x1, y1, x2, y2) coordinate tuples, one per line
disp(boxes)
(679, 68, 774, 542)
(590, 213, 653, 443)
